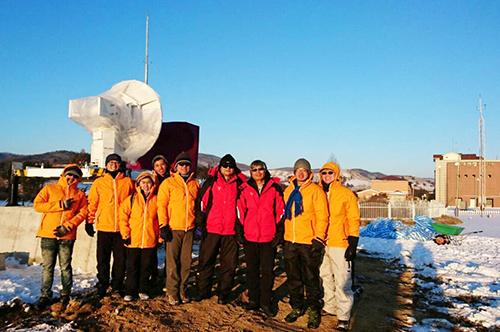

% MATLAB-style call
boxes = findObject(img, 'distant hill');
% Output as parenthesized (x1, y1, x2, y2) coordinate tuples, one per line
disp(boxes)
(0, 150, 80, 164)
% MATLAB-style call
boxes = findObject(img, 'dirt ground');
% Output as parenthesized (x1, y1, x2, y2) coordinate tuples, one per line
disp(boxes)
(2, 237, 494, 332)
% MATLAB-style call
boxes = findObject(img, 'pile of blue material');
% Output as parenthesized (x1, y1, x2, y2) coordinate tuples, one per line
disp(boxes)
(360, 218, 403, 239)
(360, 215, 438, 241)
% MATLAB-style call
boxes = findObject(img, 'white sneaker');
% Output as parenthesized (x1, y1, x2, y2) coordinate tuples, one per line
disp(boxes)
(139, 293, 150, 300)
(124, 295, 134, 302)
(168, 295, 180, 305)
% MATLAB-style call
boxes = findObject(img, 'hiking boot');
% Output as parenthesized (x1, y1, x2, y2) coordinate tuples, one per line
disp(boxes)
(192, 293, 210, 302)
(243, 301, 259, 310)
(35, 296, 51, 311)
(261, 305, 277, 317)
(218, 294, 230, 305)
(124, 295, 134, 302)
(336, 320, 350, 331)
(139, 293, 150, 300)
(180, 293, 191, 304)
(60, 294, 70, 305)
(285, 308, 305, 322)
(168, 295, 181, 305)
(307, 309, 321, 329)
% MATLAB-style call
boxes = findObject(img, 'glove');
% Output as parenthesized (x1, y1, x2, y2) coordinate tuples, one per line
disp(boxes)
(234, 221, 247, 245)
(54, 225, 69, 237)
(60, 198, 75, 210)
(123, 238, 131, 246)
(312, 237, 326, 252)
(344, 236, 359, 261)
(197, 224, 208, 241)
(85, 223, 95, 237)
(271, 222, 284, 248)
(160, 226, 173, 242)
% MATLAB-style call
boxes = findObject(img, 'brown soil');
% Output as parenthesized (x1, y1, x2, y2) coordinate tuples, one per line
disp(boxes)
(1, 245, 491, 332)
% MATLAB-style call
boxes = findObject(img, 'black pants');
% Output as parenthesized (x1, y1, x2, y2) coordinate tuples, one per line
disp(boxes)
(284, 241, 324, 311)
(150, 246, 158, 280)
(96, 231, 126, 291)
(244, 241, 276, 307)
(196, 233, 238, 297)
(126, 248, 154, 296)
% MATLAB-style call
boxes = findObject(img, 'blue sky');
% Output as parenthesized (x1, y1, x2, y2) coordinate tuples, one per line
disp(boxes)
(1, 1, 499, 177)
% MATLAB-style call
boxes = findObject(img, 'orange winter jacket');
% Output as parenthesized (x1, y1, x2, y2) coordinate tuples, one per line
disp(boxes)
(157, 172, 200, 231)
(283, 174, 329, 245)
(118, 173, 159, 249)
(319, 162, 360, 248)
(34, 164, 88, 240)
(87, 172, 134, 233)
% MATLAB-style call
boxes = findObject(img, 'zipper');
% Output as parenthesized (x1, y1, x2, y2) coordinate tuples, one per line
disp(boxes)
(184, 178, 189, 232)
(58, 183, 68, 237)
(113, 178, 117, 232)
(142, 194, 148, 249)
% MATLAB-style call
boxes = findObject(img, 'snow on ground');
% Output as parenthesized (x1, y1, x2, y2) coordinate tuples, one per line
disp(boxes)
(359, 213, 500, 330)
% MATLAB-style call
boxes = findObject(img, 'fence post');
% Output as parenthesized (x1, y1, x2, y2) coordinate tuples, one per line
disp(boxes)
(412, 202, 416, 219)
(388, 201, 392, 219)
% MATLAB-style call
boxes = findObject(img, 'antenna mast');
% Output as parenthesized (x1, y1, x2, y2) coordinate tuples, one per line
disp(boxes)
(477, 95, 486, 212)
(144, 12, 149, 84)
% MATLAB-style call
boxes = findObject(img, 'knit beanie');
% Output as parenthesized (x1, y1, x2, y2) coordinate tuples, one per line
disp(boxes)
(219, 154, 236, 168)
(293, 158, 311, 173)
(152, 155, 168, 167)
(64, 165, 83, 178)
(174, 152, 192, 167)
(105, 153, 122, 165)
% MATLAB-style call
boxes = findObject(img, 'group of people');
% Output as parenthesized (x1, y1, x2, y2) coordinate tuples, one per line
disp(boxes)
(33, 152, 360, 331)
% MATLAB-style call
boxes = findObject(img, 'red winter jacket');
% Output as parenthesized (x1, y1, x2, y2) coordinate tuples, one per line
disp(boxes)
(196, 166, 246, 235)
(237, 177, 284, 243)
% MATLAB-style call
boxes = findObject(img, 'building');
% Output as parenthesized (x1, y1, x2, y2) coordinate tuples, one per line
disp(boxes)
(433, 152, 500, 208)
(370, 176, 412, 201)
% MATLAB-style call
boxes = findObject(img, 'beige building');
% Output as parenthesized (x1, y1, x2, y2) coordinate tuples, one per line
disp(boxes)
(434, 152, 500, 208)
(370, 176, 411, 201)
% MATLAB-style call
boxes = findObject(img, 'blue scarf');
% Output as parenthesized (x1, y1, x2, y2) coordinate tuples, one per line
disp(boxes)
(284, 179, 304, 220)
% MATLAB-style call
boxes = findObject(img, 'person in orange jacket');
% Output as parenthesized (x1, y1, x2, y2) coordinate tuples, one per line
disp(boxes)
(86, 154, 134, 297)
(118, 171, 159, 301)
(282, 158, 329, 329)
(157, 152, 200, 305)
(33, 164, 88, 310)
(318, 162, 360, 332)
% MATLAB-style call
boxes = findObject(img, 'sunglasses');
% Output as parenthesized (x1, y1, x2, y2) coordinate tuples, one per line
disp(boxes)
(221, 164, 234, 169)
(321, 171, 334, 175)
(65, 174, 80, 179)
(251, 167, 265, 172)
(177, 162, 191, 167)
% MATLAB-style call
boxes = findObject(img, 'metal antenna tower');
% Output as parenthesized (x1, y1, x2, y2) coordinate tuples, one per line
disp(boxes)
(477, 95, 486, 212)
(144, 11, 149, 84)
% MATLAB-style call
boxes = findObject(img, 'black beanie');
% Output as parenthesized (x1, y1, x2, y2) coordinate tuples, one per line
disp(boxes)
(105, 153, 122, 165)
(174, 152, 192, 166)
(219, 154, 236, 168)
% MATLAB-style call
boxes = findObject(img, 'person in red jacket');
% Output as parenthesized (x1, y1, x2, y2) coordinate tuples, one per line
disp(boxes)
(194, 154, 246, 304)
(87, 154, 135, 297)
(236, 160, 284, 317)
(33, 164, 88, 310)
(119, 171, 159, 302)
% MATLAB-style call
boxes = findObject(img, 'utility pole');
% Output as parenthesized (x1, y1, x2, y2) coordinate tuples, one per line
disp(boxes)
(144, 11, 149, 84)
(477, 95, 486, 215)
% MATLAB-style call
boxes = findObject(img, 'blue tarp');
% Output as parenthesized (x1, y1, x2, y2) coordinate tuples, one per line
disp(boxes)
(360, 215, 438, 241)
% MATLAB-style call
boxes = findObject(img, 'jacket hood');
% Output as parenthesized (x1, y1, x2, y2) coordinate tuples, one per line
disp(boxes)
(135, 171, 157, 193)
(319, 162, 341, 186)
(58, 164, 82, 188)
(289, 172, 314, 188)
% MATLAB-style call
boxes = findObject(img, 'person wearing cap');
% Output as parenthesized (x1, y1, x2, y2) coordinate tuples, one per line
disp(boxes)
(152, 155, 170, 184)
(157, 152, 200, 305)
(87, 153, 135, 297)
(194, 154, 246, 304)
(236, 160, 284, 317)
(282, 158, 329, 329)
(33, 164, 88, 310)
(318, 162, 360, 331)
(118, 171, 159, 302)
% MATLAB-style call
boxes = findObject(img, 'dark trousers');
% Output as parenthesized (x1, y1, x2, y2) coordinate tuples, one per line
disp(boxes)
(150, 246, 158, 280)
(244, 241, 276, 307)
(96, 231, 126, 291)
(166, 230, 194, 296)
(125, 248, 154, 296)
(196, 233, 238, 297)
(284, 241, 324, 311)
(40, 238, 75, 298)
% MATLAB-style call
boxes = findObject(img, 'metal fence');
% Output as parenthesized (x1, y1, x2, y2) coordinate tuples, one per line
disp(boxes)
(359, 201, 446, 220)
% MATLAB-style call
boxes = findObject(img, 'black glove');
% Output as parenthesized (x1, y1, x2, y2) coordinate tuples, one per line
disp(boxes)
(312, 237, 326, 252)
(123, 237, 131, 246)
(54, 225, 69, 237)
(234, 221, 247, 245)
(85, 223, 95, 237)
(160, 226, 173, 242)
(271, 221, 284, 248)
(200, 226, 208, 241)
(60, 198, 75, 210)
(344, 236, 359, 261)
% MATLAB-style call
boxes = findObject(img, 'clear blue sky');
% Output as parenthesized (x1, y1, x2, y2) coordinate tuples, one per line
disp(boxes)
(1, 1, 499, 177)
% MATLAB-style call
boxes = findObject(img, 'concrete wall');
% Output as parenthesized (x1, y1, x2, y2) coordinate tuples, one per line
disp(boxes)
(0, 206, 97, 273)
